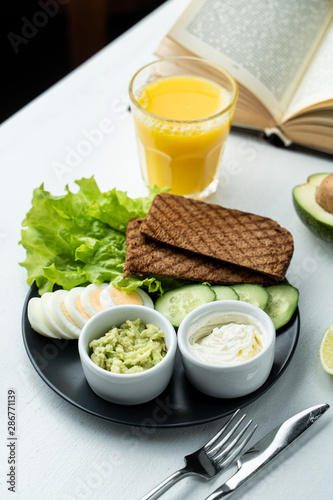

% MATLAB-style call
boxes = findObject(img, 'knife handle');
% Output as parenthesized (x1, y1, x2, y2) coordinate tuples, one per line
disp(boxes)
(205, 484, 232, 499)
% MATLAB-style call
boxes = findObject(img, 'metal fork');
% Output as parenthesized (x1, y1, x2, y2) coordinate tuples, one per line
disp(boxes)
(139, 409, 257, 500)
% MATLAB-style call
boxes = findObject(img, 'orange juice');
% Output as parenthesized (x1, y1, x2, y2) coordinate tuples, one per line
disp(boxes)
(131, 74, 235, 197)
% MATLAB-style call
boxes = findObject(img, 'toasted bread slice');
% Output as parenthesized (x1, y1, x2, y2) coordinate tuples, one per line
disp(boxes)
(124, 218, 278, 285)
(140, 193, 293, 280)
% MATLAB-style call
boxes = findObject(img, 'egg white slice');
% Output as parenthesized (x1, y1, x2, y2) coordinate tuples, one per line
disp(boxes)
(64, 286, 89, 329)
(51, 290, 81, 339)
(100, 284, 154, 309)
(28, 298, 61, 339)
(136, 288, 154, 309)
(80, 283, 108, 318)
(40, 292, 73, 340)
(99, 284, 117, 309)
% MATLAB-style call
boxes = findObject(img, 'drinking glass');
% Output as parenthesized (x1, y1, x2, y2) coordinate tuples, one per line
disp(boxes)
(129, 57, 238, 199)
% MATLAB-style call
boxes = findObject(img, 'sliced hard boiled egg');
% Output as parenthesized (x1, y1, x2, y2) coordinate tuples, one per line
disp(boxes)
(51, 290, 81, 339)
(40, 292, 73, 340)
(28, 283, 155, 340)
(28, 297, 61, 339)
(80, 283, 108, 318)
(100, 284, 154, 309)
(64, 286, 89, 329)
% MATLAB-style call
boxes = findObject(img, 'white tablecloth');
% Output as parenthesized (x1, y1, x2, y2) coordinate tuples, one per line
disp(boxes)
(1, 0, 332, 498)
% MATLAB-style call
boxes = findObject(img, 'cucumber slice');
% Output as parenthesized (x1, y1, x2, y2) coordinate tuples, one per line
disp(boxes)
(231, 284, 269, 310)
(210, 286, 239, 301)
(155, 284, 216, 327)
(264, 284, 299, 330)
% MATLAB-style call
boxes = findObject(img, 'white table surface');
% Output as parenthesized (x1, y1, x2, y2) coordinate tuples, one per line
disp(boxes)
(1, 0, 333, 498)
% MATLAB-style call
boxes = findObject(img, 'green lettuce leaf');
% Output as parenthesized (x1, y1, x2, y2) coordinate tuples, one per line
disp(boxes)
(89, 184, 165, 233)
(19, 177, 175, 295)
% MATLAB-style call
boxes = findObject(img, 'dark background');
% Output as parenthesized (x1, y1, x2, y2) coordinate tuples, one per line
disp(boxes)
(2, 0, 167, 123)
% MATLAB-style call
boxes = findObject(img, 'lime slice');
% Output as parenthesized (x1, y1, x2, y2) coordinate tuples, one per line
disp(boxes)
(320, 322, 333, 375)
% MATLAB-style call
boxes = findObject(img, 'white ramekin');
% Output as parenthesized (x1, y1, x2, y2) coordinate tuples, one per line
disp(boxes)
(78, 305, 177, 405)
(177, 300, 276, 398)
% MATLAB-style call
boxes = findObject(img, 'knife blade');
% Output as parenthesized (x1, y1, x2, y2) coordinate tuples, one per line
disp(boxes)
(205, 403, 329, 500)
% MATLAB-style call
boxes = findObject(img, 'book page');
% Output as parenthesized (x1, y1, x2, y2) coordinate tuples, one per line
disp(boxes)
(284, 20, 333, 121)
(168, 0, 333, 122)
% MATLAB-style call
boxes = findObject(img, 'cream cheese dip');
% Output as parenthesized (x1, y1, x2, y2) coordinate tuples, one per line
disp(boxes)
(190, 321, 265, 365)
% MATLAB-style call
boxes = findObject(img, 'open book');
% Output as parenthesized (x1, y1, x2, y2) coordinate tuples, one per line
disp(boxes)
(156, 0, 333, 154)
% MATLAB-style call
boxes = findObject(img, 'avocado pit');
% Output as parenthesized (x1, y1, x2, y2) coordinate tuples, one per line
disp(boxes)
(316, 174, 333, 214)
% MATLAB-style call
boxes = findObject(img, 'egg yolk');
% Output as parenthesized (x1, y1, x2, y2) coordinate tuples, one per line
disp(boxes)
(110, 287, 143, 305)
(75, 296, 90, 320)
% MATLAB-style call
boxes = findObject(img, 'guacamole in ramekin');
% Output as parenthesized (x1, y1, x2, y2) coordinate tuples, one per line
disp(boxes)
(89, 318, 167, 374)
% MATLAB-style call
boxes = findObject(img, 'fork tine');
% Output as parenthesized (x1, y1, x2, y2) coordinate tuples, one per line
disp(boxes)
(213, 419, 254, 462)
(205, 412, 247, 456)
(203, 409, 240, 451)
(216, 423, 258, 472)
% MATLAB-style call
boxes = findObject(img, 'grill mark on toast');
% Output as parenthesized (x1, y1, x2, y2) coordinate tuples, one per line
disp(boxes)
(124, 218, 278, 285)
(140, 193, 293, 280)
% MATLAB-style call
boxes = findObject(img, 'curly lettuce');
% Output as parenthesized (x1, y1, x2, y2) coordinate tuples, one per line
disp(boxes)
(19, 177, 174, 295)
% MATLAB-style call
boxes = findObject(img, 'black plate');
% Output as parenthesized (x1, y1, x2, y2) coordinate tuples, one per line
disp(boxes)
(22, 284, 300, 428)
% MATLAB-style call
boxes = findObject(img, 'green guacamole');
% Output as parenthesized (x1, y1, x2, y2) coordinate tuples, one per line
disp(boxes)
(89, 318, 167, 374)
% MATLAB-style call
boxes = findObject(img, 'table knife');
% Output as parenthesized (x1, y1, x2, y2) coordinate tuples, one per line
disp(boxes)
(205, 403, 329, 499)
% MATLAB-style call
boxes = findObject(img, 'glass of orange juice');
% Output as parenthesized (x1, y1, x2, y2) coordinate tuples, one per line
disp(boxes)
(129, 57, 238, 199)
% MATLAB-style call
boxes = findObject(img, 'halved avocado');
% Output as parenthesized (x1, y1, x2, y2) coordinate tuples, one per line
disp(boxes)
(293, 173, 333, 244)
